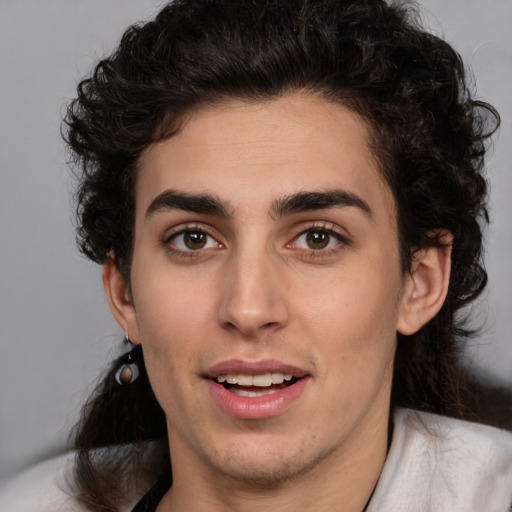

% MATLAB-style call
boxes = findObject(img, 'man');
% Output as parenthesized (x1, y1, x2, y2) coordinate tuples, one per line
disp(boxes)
(2, 0, 512, 510)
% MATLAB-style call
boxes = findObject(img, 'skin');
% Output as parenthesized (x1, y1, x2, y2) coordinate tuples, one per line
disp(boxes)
(104, 93, 451, 512)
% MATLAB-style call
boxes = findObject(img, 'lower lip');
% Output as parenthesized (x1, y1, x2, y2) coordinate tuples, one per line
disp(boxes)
(206, 378, 310, 420)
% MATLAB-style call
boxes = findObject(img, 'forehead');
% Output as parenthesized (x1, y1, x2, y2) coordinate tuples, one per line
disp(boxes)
(136, 93, 395, 221)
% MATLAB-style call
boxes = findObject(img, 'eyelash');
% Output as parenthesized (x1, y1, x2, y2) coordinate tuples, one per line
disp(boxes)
(162, 223, 223, 260)
(289, 223, 350, 259)
(161, 222, 350, 261)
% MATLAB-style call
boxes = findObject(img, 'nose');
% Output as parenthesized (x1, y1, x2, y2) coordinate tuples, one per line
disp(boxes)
(217, 247, 289, 338)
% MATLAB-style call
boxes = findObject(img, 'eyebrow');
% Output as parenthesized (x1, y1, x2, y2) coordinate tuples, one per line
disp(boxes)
(145, 190, 231, 219)
(271, 189, 372, 219)
(145, 188, 372, 220)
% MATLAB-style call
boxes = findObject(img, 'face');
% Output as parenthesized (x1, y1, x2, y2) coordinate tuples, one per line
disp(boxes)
(108, 94, 426, 486)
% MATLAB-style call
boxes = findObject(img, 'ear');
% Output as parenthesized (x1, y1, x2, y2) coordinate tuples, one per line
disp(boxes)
(102, 256, 141, 343)
(397, 231, 452, 336)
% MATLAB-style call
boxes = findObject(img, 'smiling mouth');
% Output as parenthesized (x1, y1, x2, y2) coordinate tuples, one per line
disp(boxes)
(214, 372, 300, 397)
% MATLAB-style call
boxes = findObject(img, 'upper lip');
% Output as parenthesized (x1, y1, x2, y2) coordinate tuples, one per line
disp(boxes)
(204, 359, 309, 379)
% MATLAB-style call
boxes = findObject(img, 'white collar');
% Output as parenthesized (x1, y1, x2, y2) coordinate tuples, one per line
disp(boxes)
(368, 408, 512, 511)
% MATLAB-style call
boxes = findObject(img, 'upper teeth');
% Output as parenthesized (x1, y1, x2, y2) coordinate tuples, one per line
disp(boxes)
(216, 373, 293, 387)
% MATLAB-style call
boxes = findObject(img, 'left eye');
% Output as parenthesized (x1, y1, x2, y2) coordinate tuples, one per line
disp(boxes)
(169, 230, 220, 251)
(294, 229, 342, 250)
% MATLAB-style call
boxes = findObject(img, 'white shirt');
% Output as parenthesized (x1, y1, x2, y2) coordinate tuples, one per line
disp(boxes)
(1, 409, 511, 511)
(368, 409, 512, 511)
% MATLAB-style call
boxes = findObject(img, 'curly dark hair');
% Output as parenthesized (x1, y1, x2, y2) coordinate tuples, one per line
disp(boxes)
(64, 0, 499, 509)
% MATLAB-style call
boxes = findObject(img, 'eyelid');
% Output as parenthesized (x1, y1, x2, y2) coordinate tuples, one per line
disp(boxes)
(287, 222, 351, 253)
(292, 221, 349, 241)
(161, 222, 224, 254)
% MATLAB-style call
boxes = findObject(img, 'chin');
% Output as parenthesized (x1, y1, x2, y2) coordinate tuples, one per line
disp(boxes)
(204, 437, 336, 485)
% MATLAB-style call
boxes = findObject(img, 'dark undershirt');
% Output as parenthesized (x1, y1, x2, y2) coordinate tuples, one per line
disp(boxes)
(131, 473, 172, 512)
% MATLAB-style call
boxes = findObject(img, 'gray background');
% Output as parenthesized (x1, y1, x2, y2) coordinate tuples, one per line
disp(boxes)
(0, 0, 511, 482)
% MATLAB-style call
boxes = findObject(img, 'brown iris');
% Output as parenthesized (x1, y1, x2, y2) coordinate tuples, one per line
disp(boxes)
(184, 231, 207, 249)
(306, 230, 330, 250)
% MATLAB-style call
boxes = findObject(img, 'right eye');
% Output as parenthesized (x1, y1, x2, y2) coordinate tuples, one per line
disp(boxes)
(168, 229, 222, 252)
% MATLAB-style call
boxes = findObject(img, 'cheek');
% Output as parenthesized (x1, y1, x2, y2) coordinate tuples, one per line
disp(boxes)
(296, 267, 401, 343)
(293, 262, 401, 400)
(129, 272, 216, 397)
(132, 261, 214, 340)
(132, 280, 209, 414)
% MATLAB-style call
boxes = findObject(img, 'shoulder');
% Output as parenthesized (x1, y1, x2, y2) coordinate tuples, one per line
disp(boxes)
(394, 407, 512, 466)
(0, 443, 163, 512)
(369, 408, 512, 512)
(0, 452, 86, 512)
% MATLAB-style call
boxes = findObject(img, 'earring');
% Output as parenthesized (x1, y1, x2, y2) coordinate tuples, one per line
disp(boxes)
(115, 339, 140, 385)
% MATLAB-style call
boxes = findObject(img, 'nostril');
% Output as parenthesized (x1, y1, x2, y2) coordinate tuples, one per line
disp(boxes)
(219, 316, 283, 337)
